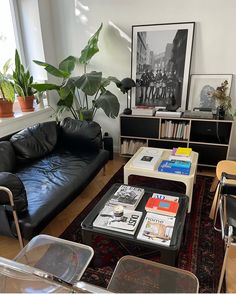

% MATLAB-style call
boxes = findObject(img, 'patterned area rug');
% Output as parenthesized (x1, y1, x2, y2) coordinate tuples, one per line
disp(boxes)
(60, 167, 224, 293)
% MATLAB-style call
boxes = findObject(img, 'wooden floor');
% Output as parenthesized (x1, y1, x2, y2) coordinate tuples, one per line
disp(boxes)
(0, 154, 215, 260)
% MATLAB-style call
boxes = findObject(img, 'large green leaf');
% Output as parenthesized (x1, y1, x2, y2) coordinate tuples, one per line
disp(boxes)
(75, 71, 102, 96)
(59, 56, 77, 74)
(14, 83, 24, 97)
(2, 59, 11, 75)
(59, 78, 77, 99)
(101, 76, 121, 88)
(57, 92, 74, 107)
(79, 23, 103, 65)
(32, 83, 60, 92)
(94, 90, 120, 118)
(1, 80, 15, 102)
(33, 60, 70, 78)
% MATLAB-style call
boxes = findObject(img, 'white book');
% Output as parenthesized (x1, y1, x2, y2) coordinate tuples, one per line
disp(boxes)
(152, 193, 179, 202)
(137, 212, 176, 246)
(155, 111, 182, 118)
(131, 147, 163, 170)
(108, 184, 144, 210)
(168, 154, 193, 162)
(93, 206, 143, 235)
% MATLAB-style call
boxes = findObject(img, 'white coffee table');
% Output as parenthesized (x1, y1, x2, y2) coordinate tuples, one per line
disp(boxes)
(124, 147, 199, 213)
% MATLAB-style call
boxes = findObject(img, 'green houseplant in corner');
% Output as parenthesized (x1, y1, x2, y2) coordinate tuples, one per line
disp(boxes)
(32, 24, 124, 121)
(13, 49, 36, 112)
(0, 59, 15, 118)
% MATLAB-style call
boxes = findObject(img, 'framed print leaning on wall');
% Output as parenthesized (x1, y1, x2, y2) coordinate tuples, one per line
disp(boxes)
(187, 74, 233, 110)
(131, 22, 195, 110)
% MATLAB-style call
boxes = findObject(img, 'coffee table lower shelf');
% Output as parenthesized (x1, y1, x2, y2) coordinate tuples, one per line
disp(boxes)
(81, 183, 188, 266)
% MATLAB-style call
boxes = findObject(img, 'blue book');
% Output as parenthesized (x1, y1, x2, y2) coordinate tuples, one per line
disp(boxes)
(169, 160, 191, 169)
(158, 160, 191, 175)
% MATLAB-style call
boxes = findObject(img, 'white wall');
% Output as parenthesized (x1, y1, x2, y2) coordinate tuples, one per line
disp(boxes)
(40, 0, 236, 157)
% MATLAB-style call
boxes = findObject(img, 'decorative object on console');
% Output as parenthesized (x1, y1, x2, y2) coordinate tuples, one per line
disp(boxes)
(0, 59, 15, 118)
(13, 50, 36, 112)
(131, 22, 195, 110)
(187, 74, 233, 112)
(119, 77, 136, 115)
(33, 23, 130, 121)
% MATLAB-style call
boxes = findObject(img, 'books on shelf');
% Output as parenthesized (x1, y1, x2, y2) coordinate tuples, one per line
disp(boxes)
(107, 184, 144, 210)
(158, 160, 191, 175)
(93, 205, 142, 235)
(121, 139, 147, 155)
(152, 192, 179, 202)
(155, 111, 182, 118)
(145, 198, 179, 216)
(131, 147, 163, 170)
(132, 107, 155, 116)
(137, 212, 176, 246)
(160, 121, 190, 140)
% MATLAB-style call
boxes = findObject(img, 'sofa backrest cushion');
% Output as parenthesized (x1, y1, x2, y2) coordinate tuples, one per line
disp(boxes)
(0, 142, 16, 172)
(0, 172, 28, 213)
(60, 117, 102, 152)
(10, 121, 58, 162)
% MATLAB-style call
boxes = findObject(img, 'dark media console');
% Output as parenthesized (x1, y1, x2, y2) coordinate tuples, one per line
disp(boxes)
(120, 114, 234, 167)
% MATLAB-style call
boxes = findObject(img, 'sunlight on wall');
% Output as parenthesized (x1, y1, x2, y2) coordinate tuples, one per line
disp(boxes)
(74, 0, 88, 24)
(108, 21, 132, 52)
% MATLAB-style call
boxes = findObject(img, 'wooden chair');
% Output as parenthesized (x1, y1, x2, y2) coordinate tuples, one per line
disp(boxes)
(209, 160, 236, 219)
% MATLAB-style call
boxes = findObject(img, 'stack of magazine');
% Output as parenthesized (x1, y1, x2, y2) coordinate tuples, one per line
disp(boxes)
(137, 193, 179, 246)
(93, 185, 144, 235)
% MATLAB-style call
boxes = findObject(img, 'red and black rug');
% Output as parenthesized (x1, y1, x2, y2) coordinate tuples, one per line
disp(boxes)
(61, 167, 224, 293)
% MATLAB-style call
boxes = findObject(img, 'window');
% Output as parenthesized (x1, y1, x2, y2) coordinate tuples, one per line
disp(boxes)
(0, 0, 18, 68)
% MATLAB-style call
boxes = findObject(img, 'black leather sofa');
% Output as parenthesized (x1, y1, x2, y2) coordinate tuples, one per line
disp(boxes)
(0, 117, 109, 242)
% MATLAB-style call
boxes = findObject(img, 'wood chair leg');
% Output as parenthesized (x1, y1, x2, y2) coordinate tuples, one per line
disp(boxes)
(210, 176, 219, 193)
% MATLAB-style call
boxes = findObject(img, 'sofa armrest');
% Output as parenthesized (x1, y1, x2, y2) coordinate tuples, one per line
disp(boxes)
(0, 172, 27, 213)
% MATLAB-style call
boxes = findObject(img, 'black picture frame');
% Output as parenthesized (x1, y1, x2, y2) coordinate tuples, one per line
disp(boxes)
(131, 22, 195, 110)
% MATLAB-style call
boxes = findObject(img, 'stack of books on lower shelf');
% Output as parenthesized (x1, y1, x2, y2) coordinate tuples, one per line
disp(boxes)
(160, 121, 190, 140)
(121, 139, 147, 155)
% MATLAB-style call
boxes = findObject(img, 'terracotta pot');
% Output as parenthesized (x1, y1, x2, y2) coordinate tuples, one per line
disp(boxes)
(18, 95, 35, 112)
(0, 99, 14, 118)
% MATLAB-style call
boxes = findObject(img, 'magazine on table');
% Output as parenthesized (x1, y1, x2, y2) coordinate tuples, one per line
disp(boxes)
(93, 205, 143, 235)
(107, 184, 145, 210)
(137, 212, 176, 246)
(131, 147, 163, 170)
(152, 193, 179, 202)
(145, 197, 179, 217)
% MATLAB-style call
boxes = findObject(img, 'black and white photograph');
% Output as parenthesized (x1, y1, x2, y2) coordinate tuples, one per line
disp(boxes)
(131, 22, 195, 110)
(187, 74, 233, 111)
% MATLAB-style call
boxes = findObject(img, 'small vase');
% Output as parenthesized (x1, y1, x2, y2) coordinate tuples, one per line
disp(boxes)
(218, 106, 225, 120)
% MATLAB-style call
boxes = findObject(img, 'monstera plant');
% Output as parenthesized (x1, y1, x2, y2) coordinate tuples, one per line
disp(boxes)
(33, 24, 123, 121)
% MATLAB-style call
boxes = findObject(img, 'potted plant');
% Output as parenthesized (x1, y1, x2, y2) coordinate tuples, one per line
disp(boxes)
(210, 80, 232, 119)
(12, 49, 36, 112)
(32, 24, 126, 121)
(0, 59, 15, 118)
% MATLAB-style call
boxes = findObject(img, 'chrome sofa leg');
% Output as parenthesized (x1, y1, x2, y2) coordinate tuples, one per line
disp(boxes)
(0, 186, 24, 250)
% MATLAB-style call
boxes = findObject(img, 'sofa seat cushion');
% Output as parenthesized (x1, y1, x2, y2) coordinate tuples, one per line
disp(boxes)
(15, 149, 109, 239)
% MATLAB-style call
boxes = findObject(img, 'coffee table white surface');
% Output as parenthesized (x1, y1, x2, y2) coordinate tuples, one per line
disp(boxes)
(124, 147, 198, 213)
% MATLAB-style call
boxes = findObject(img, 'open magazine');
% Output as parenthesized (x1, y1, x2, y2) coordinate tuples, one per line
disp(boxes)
(93, 206, 143, 235)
